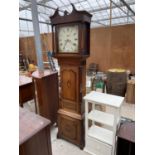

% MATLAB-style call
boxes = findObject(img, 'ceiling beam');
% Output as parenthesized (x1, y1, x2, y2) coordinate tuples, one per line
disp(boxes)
(120, 0, 135, 15)
(59, 0, 86, 8)
(36, 2, 64, 13)
(19, 17, 106, 26)
(92, 21, 106, 26)
(20, 14, 134, 26)
(20, 0, 135, 14)
(19, 17, 51, 25)
(107, 21, 134, 27)
(110, 0, 134, 21)
(22, 7, 50, 22)
(20, 0, 64, 13)
(24, 5, 51, 16)
(89, 0, 134, 13)
(20, 0, 49, 11)
(92, 14, 134, 22)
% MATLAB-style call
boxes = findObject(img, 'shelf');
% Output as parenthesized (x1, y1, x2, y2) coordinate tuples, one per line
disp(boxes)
(88, 125, 113, 146)
(88, 110, 114, 127)
(84, 91, 124, 108)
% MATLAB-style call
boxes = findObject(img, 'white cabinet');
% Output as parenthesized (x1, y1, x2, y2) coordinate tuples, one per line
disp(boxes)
(84, 91, 124, 155)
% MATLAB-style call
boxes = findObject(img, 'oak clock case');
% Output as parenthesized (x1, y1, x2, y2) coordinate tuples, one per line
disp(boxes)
(50, 4, 92, 149)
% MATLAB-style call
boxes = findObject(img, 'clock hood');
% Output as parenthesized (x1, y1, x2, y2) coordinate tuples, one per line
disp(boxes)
(50, 4, 92, 25)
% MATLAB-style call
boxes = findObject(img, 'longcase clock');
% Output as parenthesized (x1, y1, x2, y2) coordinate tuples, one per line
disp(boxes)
(50, 4, 92, 148)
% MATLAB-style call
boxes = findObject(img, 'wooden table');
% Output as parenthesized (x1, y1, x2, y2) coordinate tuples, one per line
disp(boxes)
(117, 121, 135, 155)
(19, 75, 34, 107)
(19, 107, 52, 155)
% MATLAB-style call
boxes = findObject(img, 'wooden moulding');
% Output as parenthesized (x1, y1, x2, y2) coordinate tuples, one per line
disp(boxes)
(58, 109, 83, 120)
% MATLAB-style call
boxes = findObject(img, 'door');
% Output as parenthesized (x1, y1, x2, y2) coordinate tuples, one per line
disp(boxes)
(60, 65, 79, 112)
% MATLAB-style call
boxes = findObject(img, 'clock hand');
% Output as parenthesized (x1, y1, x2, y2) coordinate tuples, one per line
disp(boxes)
(63, 40, 69, 50)
(64, 29, 74, 50)
(66, 29, 73, 39)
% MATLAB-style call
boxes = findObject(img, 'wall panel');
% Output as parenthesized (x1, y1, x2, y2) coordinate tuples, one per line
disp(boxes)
(87, 24, 135, 73)
(19, 24, 135, 73)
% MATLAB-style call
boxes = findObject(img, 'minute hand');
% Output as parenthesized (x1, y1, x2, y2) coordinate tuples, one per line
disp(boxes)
(63, 40, 69, 50)
(63, 29, 73, 50)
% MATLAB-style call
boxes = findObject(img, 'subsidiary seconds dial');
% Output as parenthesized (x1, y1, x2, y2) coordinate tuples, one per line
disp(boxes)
(58, 25, 78, 53)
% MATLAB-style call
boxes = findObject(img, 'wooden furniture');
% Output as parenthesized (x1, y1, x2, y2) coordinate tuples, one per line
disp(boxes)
(19, 75, 35, 107)
(126, 80, 135, 104)
(117, 121, 135, 155)
(84, 91, 124, 155)
(50, 4, 92, 148)
(32, 70, 59, 126)
(19, 107, 52, 155)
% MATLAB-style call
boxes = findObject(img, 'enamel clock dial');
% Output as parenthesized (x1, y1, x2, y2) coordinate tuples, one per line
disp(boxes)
(57, 25, 79, 53)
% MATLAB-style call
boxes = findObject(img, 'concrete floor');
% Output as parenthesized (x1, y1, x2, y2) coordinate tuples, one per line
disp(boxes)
(51, 125, 90, 155)
(23, 99, 134, 155)
(121, 102, 135, 121)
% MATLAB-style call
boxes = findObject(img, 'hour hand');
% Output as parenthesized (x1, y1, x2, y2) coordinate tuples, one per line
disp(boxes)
(63, 40, 68, 50)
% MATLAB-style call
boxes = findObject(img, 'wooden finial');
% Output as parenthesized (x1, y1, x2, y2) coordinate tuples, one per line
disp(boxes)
(70, 3, 77, 11)
(64, 10, 68, 16)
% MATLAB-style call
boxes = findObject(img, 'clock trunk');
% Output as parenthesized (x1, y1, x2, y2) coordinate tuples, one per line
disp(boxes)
(58, 58, 86, 148)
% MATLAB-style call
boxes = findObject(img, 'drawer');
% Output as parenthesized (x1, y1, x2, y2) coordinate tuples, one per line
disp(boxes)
(85, 136, 112, 155)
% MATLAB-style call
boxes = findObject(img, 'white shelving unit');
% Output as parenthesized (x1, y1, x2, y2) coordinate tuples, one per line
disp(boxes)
(84, 91, 124, 155)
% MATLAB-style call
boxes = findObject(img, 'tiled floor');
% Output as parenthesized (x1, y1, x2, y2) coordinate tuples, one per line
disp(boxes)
(23, 99, 135, 155)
